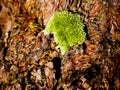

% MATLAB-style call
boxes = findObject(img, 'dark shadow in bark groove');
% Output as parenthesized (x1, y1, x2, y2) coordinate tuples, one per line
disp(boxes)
(52, 57, 61, 89)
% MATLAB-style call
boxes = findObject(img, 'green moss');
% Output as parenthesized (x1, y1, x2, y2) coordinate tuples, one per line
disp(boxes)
(44, 11, 86, 54)
(29, 22, 37, 29)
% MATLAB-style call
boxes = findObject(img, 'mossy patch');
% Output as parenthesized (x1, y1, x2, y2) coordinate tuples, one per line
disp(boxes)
(44, 11, 86, 54)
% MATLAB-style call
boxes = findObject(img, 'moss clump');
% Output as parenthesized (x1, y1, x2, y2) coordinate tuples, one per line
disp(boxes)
(44, 11, 86, 54)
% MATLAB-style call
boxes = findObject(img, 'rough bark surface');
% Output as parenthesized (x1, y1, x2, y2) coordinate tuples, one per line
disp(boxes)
(0, 0, 120, 90)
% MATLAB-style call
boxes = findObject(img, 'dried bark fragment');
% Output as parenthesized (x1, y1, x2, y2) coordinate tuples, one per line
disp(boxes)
(44, 62, 56, 89)
(106, 0, 120, 41)
(0, 1, 13, 46)
(0, 66, 9, 84)
(89, 0, 102, 17)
